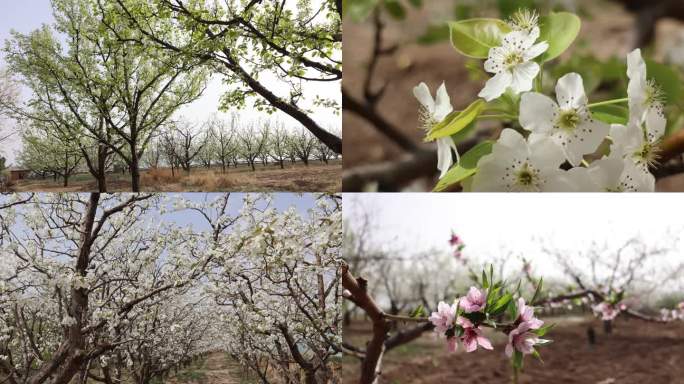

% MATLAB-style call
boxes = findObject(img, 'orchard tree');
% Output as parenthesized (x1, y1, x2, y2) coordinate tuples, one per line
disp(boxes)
(170, 121, 207, 174)
(238, 123, 268, 172)
(292, 128, 317, 166)
(209, 115, 237, 173)
(269, 120, 290, 169)
(101, 0, 342, 154)
(179, 193, 343, 384)
(18, 124, 83, 187)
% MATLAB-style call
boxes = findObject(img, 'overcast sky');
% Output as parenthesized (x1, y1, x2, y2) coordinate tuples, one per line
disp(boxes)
(0, 1, 340, 165)
(345, 193, 684, 286)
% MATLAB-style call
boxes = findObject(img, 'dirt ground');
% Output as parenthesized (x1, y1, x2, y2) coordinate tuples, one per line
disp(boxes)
(342, 0, 684, 190)
(6, 160, 341, 193)
(342, 316, 684, 384)
(169, 353, 259, 384)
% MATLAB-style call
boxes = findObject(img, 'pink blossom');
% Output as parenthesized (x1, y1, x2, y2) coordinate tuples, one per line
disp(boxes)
(460, 287, 487, 313)
(505, 322, 540, 357)
(516, 298, 543, 329)
(449, 234, 462, 246)
(456, 316, 493, 352)
(429, 301, 457, 334)
(592, 302, 619, 321)
(446, 336, 458, 353)
(453, 249, 463, 259)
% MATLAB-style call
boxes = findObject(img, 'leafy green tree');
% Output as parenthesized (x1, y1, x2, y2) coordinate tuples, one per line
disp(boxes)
(102, 0, 342, 153)
(18, 123, 83, 187)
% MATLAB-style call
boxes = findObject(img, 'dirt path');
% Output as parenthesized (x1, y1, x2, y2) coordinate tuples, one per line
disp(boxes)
(343, 316, 684, 383)
(168, 353, 258, 384)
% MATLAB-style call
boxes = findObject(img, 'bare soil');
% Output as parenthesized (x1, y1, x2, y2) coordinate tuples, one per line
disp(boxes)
(7, 160, 341, 193)
(342, 316, 684, 383)
(169, 353, 258, 384)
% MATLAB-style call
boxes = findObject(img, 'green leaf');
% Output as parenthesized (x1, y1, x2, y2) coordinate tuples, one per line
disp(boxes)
(343, 0, 379, 22)
(482, 269, 489, 289)
(433, 141, 493, 192)
(449, 18, 511, 59)
(410, 305, 426, 318)
(645, 59, 681, 105)
(407, 0, 422, 7)
(383, 0, 406, 19)
(590, 104, 629, 125)
(489, 264, 494, 286)
(530, 276, 543, 305)
(426, 99, 486, 141)
(532, 349, 544, 363)
(490, 292, 513, 315)
(534, 323, 555, 337)
(538, 12, 581, 62)
(506, 298, 518, 319)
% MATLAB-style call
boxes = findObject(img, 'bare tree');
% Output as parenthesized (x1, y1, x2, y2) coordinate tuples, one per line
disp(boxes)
(211, 115, 237, 173)
(269, 120, 290, 169)
(172, 121, 207, 174)
(292, 128, 316, 166)
(238, 123, 268, 172)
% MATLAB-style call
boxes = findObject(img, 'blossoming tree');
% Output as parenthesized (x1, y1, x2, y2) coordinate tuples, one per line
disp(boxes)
(0, 192, 342, 384)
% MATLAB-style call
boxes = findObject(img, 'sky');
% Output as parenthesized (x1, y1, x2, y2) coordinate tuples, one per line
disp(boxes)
(0, 1, 340, 165)
(344, 193, 684, 285)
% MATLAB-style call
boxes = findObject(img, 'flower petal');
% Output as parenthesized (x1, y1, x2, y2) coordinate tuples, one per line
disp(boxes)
(436, 137, 455, 179)
(645, 107, 666, 142)
(478, 70, 512, 101)
(413, 82, 435, 113)
(510, 61, 540, 93)
(520, 92, 558, 134)
(433, 82, 454, 121)
(555, 72, 588, 109)
(560, 119, 610, 166)
(587, 155, 624, 191)
(523, 41, 549, 61)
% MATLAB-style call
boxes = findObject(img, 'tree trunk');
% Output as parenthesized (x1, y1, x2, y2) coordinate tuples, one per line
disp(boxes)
(96, 144, 107, 193)
(130, 152, 141, 192)
(279, 160, 284, 169)
(603, 320, 612, 334)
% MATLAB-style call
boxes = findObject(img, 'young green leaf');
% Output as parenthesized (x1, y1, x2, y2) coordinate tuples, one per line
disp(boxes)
(482, 269, 489, 289)
(590, 104, 629, 125)
(433, 141, 494, 192)
(538, 12, 581, 62)
(449, 18, 511, 59)
(426, 99, 486, 141)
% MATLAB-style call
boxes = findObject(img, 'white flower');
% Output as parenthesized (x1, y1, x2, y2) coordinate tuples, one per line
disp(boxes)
(471, 128, 576, 191)
(520, 73, 609, 166)
(627, 48, 666, 141)
(479, 27, 548, 101)
(569, 154, 655, 192)
(413, 82, 459, 178)
(610, 122, 661, 174)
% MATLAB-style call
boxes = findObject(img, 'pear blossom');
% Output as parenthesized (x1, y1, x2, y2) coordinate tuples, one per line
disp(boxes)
(479, 26, 548, 101)
(505, 322, 542, 357)
(570, 154, 655, 192)
(457, 316, 493, 352)
(429, 301, 457, 334)
(460, 287, 487, 313)
(472, 129, 576, 192)
(520, 73, 610, 166)
(413, 82, 459, 178)
(627, 49, 666, 140)
(516, 298, 544, 330)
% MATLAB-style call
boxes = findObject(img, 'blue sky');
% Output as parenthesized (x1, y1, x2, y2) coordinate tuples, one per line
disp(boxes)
(0, 192, 318, 233)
